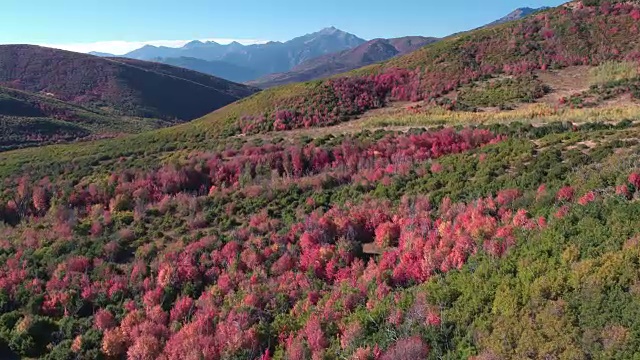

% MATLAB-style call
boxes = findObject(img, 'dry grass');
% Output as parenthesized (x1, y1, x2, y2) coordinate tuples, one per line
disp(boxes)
(363, 103, 640, 128)
(590, 61, 639, 86)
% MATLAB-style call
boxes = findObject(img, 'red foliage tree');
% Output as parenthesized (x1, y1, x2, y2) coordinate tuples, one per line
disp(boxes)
(426, 310, 442, 327)
(95, 309, 116, 331)
(617, 184, 631, 199)
(127, 335, 162, 360)
(578, 191, 596, 206)
(374, 222, 401, 247)
(629, 172, 640, 189)
(304, 317, 328, 352)
(102, 328, 128, 358)
(170, 296, 195, 324)
(32, 186, 50, 214)
(556, 186, 575, 202)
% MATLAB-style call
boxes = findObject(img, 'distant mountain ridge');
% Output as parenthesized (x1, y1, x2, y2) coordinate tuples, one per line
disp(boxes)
(248, 36, 439, 88)
(485, 7, 550, 27)
(149, 57, 260, 83)
(88, 9, 542, 84)
(121, 27, 366, 79)
(88, 51, 116, 57)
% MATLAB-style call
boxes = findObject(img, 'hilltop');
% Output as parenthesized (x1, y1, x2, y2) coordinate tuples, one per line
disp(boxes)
(0, 45, 259, 121)
(0, 45, 259, 149)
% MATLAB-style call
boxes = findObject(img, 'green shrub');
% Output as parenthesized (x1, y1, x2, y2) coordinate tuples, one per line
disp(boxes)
(457, 76, 548, 108)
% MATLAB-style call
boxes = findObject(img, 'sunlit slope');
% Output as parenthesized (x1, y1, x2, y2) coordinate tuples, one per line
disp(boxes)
(2, 1, 640, 179)
(191, 1, 640, 134)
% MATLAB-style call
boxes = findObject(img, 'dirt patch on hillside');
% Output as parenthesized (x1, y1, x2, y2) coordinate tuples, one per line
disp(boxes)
(536, 66, 592, 104)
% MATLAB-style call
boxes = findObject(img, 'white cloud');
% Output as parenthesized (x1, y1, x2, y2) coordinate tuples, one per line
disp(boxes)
(34, 38, 269, 55)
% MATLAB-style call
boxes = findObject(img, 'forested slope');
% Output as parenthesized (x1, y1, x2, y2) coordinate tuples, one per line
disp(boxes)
(1, 1, 640, 359)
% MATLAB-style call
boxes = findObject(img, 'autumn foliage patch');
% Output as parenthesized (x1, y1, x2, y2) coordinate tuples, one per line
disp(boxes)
(231, 2, 640, 135)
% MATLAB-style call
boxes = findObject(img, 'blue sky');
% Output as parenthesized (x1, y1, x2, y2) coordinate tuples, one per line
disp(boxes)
(0, 0, 566, 54)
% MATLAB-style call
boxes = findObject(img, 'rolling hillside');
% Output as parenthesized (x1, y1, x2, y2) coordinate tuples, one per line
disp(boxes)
(0, 45, 259, 121)
(3, 1, 640, 359)
(0, 85, 173, 151)
(189, 0, 640, 136)
(2, 1, 639, 174)
(249, 36, 439, 88)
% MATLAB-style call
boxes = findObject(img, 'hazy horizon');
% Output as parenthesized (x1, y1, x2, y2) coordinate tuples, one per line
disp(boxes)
(1, 0, 565, 55)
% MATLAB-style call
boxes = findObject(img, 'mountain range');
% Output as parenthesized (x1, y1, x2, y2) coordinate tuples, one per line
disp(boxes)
(148, 57, 260, 83)
(0, 6, 547, 151)
(114, 27, 366, 79)
(244, 7, 547, 88)
(248, 36, 439, 88)
(88, 8, 546, 87)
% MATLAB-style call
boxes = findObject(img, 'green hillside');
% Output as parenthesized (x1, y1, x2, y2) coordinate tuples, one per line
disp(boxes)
(2, 2, 640, 359)
(2, 1, 640, 176)
(0, 45, 259, 150)
(0, 85, 171, 151)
